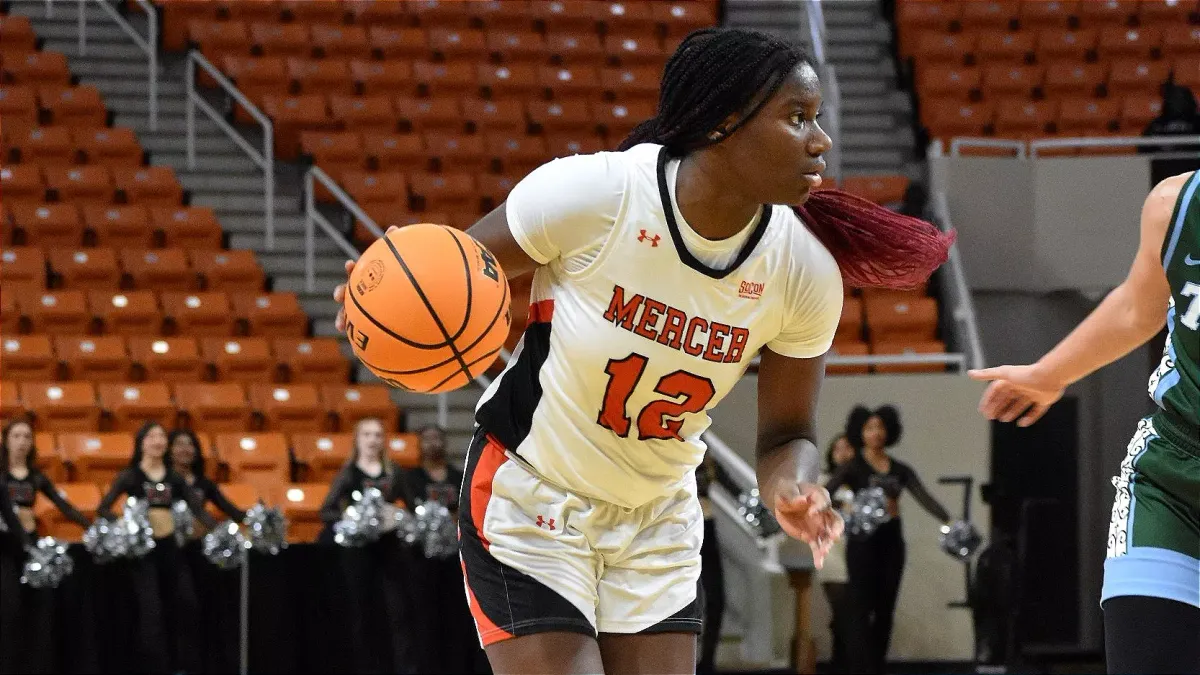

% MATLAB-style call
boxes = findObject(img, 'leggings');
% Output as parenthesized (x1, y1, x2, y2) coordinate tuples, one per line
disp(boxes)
(0, 536, 55, 675)
(1104, 595, 1200, 674)
(698, 518, 725, 675)
(822, 582, 854, 675)
(128, 536, 203, 674)
(845, 519, 906, 675)
(338, 537, 418, 674)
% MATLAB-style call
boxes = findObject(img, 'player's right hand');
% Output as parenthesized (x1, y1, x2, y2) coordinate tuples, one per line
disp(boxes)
(968, 364, 1066, 427)
(333, 226, 400, 333)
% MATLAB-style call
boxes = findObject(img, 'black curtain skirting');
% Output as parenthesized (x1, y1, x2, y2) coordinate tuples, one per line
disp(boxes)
(0, 541, 488, 675)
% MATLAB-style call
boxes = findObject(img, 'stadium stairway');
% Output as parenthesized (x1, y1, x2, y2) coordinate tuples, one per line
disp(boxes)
(11, 1, 482, 450)
(725, 0, 919, 177)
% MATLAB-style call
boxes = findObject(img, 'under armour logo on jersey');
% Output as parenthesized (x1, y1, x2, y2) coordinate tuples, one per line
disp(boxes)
(637, 229, 661, 247)
(535, 515, 556, 530)
(738, 280, 764, 300)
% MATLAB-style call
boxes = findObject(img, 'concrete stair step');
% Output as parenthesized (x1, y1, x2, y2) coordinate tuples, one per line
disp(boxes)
(46, 40, 148, 61)
(220, 213, 308, 235)
(117, 115, 223, 136)
(275, 274, 344, 296)
(81, 77, 185, 98)
(828, 43, 884, 62)
(299, 297, 343, 320)
(153, 152, 263, 174)
(177, 172, 292, 195)
(823, 6, 878, 26)
(13, 2, 140, 23)
(140, 134, 237, 155)
(311, 317, 340, 337)
(839, 79, 890, 97)
(842, 128, 914, 149)
(259, 253, 347, 276)
(68, 58, 166, 79)
(844, 113, 900, 131)
(229, 233, 346, 257)
(827, 25, 890, 45)
(393, 386, 483, 411)
(835, 61, 895, 80)
(33, 21, 130, 42)
(191, 192, 301, 213)
(106, 95, 188, 116)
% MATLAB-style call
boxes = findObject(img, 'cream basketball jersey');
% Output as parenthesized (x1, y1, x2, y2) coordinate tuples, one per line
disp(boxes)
(475, 143, 843, 509)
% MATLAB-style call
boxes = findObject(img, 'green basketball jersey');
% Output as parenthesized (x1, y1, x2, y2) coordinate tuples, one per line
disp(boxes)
(1148, 171, 1200, 446)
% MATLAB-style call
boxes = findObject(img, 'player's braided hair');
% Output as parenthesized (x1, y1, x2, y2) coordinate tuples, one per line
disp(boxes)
(620, 28, 954, 290)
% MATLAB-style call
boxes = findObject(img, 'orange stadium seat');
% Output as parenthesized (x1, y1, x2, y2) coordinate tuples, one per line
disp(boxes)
(88, 291, 160, 336)
(1019, 0, 1079, 29)
(0, 246, 45, 293)
(55, 335, 131, 381)
(361, 132, 426, 173)
(545, 32, 606, 66)
(281, 0, 346, 24)
(161, 291, 235, 337)
(960, 1, 1019, 29)
(321, 384, 397, 431)
(429, 28, 489, 60)
(9, 127, 76, 166)
(0, 16, 36, 52)
(202, 337, 276, 383)
(487, 133, 549, 174)
(1120, 94, 1163, 131)
(1107, 58, 1171, 96)
(20, 290, 90, 334)
(592, 100, 655, 138)
(478, 173, 519, 209)
(49, 247, 122, 290)
(38, 86, 107, 128)
(37, 482, 101, 541)
(262, 94, 333, 159)
(1098, 26, 1163, 59)
(13, 204, 85, 248)
(655, 2, 717, 37)
(225, 0, 285, 24)
(189, 249, 264, 293)
(63, 431, 136, 486)
(1139, 0, 1199, 27)
(841, 175, 911, 205)
(918, 65, 981, 100)
(221, 55, 289, 99)
(413, 60, 477, 97)
(120, 247, 195, 289)
(0, 292, 19, 335)
(129, 336, 203, 380)
(215, 432, 290, 494)
(250, 22, 311, 58)
(996, 99, 1057, 136)
(866, 296, 939, 342)
(350, 60, 414, 97)
(425, 132, 489, 171)
(1173, 55, 1200, 89)
(291, 432, 352, 482)
(1, 335, 58, 381)
(367, 27, 430, 60)
(547, 132, 604, 157)
(338, 170, 405, 208)
(190, 19, 251, 64)
(84, 205, 155, 249)
(487, 30, 547, 63)
(310, 24, 370, 60)
(409, 172, 476, 209)
(330, 94, 398, 133)
(408, 0, 477, 28)
(112, 166, 184, 206)
(387, 432, 421, 469)
(528, 99, 593, 132)
(288, 58, 354, 97)
(21, 381, 99, 431)
(1036, 29, 1099, 62)
(274, 338, 349, 383)
(277, 483, 328, 542)
(475, 0, 537, 30)
(1163, 25, 1200, 55)
(232, 292, 308, 337)
(44, 166, 114, 206)
(834, 297, 864, 345)
(31, 432, 64, 481)
(478, 63, 541, 99)
(98, 382, 175, 431)
(249, 383, 324, 432)
(913, 32, 976, 65)
(205, 483, 258, 522)
(873, 340, 948, 374)
(605, 35, 667, 65)
(0, 381, 23, 424)
(2, 166, 50, 210)
(393, 96, 462, 132)
(827, 342, 869, 376)
(0, 86, 39, 128)
(982, 64, 1044, 98)
(539, 65, 602, 99)
(1043, 61, 1106, 97)
(175, 382, 251, 432)
(301, 130, 364, 165)
(3, 51, 71, 86)
(1078, 0, 1138, 27)
(533, 0, 602, 32)
(462, 98, 526, 133)
(602, 66, 662, 100)
(1057, 97, 1120, 135)
(151, 206, 224, 250)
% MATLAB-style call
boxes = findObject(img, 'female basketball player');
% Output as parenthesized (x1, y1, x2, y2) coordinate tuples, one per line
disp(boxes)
(334, 28, 953, 675)
(970, 171, 1200, 674)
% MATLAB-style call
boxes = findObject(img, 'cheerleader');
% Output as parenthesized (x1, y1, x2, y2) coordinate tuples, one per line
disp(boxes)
(167, 429, 245, 526)
(695, 455, 736, 675)
(1, 417, 89, 674)
(818, 434, 856, 674)
(404, 425, 463, 511)
(319, 417, 417, 674)
(97, 421, 216, 674)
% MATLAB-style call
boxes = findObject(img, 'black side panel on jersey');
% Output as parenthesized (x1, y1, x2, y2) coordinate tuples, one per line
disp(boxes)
(474, 322, 553, 451)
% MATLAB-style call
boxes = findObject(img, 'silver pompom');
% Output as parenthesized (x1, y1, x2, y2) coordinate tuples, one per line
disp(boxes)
(83, 518, 128, 563)
(334, 488, 394, 547)
(414, 502, 457, 559)
(122, 498, 157, 558)
(203, 521, 248, 570)
(21, 537, 74, 588)
(846, 487, 892, 538)
(83, 498, 157, 562)
(737, 489, 781, 538)
(244, 503, 287, 555)
(172, 500, 195, 546)
(939, 520, 982, 562)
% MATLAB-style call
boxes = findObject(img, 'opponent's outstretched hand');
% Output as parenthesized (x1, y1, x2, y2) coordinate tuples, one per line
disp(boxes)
(332, 225, 401, 333)
(968, 364, 1065, 427)
(774, 482, 844, 570)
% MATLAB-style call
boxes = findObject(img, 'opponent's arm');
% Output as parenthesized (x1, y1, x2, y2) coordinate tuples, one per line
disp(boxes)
(971, 174, 1185, 425)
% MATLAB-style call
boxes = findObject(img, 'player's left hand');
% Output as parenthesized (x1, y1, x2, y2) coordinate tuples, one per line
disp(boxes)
(773, 482, 844, 569)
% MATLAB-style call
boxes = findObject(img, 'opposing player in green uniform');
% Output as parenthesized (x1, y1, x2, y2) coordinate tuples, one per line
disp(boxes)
(970, 171, 1199, 675)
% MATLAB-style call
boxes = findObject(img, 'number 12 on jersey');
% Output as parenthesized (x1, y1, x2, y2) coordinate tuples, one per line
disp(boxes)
(597, 353, 716, 441)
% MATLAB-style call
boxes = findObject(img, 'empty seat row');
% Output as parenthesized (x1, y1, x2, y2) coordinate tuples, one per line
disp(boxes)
(0, 85, 110, 129)
(0, 290, 309, 337)
(192, 22, 681, 65)
(2, 123, 144, 167)
(161, 0, 718, 51)
(1, 334, 341, 383)
(0, 49, 71, 86)
(0, 246, 263, 293)
(924, 94, 1177, 139)
(917, 57, 1200, 101)
(1, 204, 222, 249)
(835, 293, 940, 346)
(0, 381, 398, 433)
(0, 164, 184, 207)
(908, 25, 1200, 64)
(898, 0, 1199, 35)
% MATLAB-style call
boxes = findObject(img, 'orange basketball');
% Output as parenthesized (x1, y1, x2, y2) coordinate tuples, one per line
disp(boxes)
(342, 224, 511, 393)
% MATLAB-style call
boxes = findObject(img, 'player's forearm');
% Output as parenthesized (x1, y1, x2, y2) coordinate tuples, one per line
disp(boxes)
(1035, 283, 1166, 388)
(756, 438, 821, 506)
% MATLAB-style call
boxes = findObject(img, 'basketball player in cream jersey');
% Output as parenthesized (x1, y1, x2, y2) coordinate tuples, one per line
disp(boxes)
(334, 28, 953, 675)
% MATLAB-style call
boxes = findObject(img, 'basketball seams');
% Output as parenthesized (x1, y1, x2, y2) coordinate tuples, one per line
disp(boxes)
(428, 346, 504, 392)
(381, 233, 474, 379)
(448, 228, 474, 343)
(347, 285, 448, 351)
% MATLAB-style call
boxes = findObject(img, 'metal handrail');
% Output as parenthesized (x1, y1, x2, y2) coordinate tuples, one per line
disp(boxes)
(1029, 134, 1200, 156)
(804, 0, 842, 185)
(186, 50, 276, 250)
(933, 191, 986, 371)
(77, 0, 158, 131)
(949, 137, 1028, 158)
